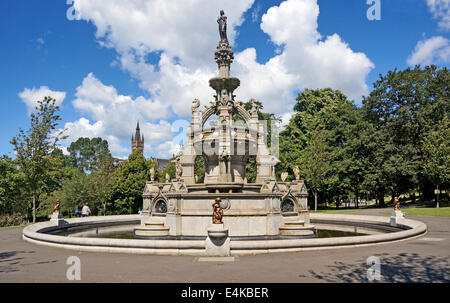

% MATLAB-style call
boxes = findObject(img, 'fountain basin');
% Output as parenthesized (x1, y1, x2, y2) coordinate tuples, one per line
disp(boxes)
(22, 213, 427, 256)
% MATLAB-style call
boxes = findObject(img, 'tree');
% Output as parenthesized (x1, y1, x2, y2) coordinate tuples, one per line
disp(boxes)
(362, 65, 449, 201)
(194, 156, 205, 183)
(109, 151, 155, 214)
(158, 154, 177, 183)
(68, 137, 112, 173)
(279, 88, 361, 206)
(90, 156, 118, 215)
(10, 97, 67, 223)
(39, 170, 94, 217)
(0, 156, 26, 215)
(299, 128, 330, 211)
(422, 116, 450, 207)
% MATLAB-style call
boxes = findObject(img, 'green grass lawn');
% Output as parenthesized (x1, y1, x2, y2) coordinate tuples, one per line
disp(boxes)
(0, 225, 26, 230)
(314, 208, 372, 214)
(380, 207, 450, 217)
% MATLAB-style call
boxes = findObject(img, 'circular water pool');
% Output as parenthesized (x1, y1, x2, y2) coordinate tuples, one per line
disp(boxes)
(22, 214, 427, 256)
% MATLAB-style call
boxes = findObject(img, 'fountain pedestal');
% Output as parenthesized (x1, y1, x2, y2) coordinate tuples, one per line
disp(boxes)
(390, 210, 405, 227)
(205, 224, 230, 256)
(50, 212, 65, 228)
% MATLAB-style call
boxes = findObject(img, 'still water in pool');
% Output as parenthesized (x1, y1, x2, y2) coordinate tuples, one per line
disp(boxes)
(81, 229, 364, 239)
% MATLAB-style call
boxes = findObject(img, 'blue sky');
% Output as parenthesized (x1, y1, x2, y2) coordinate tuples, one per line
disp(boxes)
(0, 0, 448, 159)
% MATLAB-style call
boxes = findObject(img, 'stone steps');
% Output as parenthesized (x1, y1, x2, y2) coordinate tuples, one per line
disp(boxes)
(284, 220, 305, 226)
(134, 220, 170, 237)
(279, 219, 314, 236)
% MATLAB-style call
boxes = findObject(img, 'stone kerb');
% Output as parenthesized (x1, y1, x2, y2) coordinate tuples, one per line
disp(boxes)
(22, 213, 427, 256)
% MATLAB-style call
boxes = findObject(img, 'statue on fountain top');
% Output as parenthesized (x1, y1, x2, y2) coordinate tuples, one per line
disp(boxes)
(217, 10, 228, 43)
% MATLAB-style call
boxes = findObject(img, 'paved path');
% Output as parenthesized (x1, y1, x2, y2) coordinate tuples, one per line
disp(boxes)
(1, 211, 449, 282)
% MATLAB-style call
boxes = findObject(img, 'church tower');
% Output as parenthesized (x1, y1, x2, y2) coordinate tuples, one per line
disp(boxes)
(131, 121, 144, 153)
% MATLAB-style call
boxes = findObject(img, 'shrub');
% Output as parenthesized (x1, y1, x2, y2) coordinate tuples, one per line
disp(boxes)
(0, 213, 25, 227)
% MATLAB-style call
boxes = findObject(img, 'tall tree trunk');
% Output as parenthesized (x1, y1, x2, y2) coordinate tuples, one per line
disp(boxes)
(314, 192, 318, 212)
(379, 191, 385, 207)
(32, 192, 36, 223)
(436, 185, 440, 209)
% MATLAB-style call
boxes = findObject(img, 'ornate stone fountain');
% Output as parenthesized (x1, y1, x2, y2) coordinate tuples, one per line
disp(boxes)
(135, 11, 314, 242)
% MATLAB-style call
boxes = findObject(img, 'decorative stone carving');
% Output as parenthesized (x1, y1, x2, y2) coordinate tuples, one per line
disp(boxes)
(167, 199, 176, 213)
(154, 199, 167, 213)
(219, 198, 231, 210)
(137, 10, 313, 240)
(394, 196, 401, 211)
(249, 98, 259, 117)
(172, 157, 183, 179)
(293, 165, 300, 180)
(281, 172, 288, 182)
(53, 199, 61, 213)
(191, 98, 200, 112)
(212, 198, 224, 224)
(149, 167, 155, 182)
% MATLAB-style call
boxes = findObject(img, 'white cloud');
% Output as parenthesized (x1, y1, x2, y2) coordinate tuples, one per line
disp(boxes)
(71, 0, 372, 114)
(18, 86, 66, 114)
(258, 0, 374, 101)
(73, 0, 254, 66)
(58, 73, 175, 157)
(407, 36, 450, 65)
(427, 0, 450, 31)
(62, 0, 374, 158)
(156, 141, 182, 159)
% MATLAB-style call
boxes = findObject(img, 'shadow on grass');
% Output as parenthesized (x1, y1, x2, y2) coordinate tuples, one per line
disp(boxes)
(308, 252, 450, 283)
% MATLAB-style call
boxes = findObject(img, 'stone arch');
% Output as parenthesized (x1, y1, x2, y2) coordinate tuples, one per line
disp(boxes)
(201, 103, 252, 127)
(154, 198, 167, 213)
(201, 106, 217, 127)
(281, 198, 296, 213)
(234, 104, 252, 122)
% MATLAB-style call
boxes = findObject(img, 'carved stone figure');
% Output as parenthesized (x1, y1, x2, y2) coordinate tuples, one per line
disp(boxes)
(212, 198, 223, 224)
(191, 98, 200, 112)
(150, 167, 155, 182)
(217, 10, 228, 43)
(293, 165, 300, 180)
(394, 196, 401, 211)
(165, 173, 170, 183)
(249, 98, 259, 116)
(53, 199, 61, 213)
(175, 159, 183, 179)
(220, 89, 229, 106)
(281, 172, 288, 182)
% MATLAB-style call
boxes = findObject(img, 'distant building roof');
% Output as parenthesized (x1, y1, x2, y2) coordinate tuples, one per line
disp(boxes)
(112, 156, 170, 171)
(152, 158, 170, 170)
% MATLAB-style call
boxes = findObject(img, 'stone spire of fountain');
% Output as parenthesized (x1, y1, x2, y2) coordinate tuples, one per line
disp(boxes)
(209, 10, 240, 107)
(136, 10, 314, 245)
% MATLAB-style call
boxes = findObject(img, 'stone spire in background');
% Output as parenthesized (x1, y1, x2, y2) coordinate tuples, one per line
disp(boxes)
(132, 121, 144, 153)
